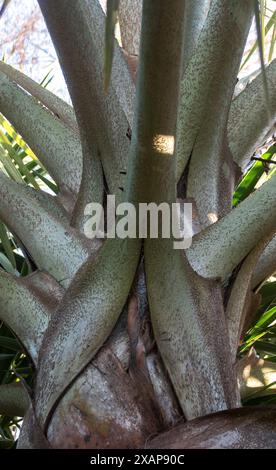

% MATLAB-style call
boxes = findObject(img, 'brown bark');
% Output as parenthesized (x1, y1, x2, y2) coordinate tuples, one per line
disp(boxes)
(148, 407, 276, 449)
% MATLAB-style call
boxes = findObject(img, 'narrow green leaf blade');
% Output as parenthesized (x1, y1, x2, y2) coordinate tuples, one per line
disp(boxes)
(104, 0, 120, 92)
(0, 222, 16, 268)
(233, 144, 276, 206)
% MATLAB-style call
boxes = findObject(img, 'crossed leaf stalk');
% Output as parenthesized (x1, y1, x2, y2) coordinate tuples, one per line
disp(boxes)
(0, 0, 275, 448)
